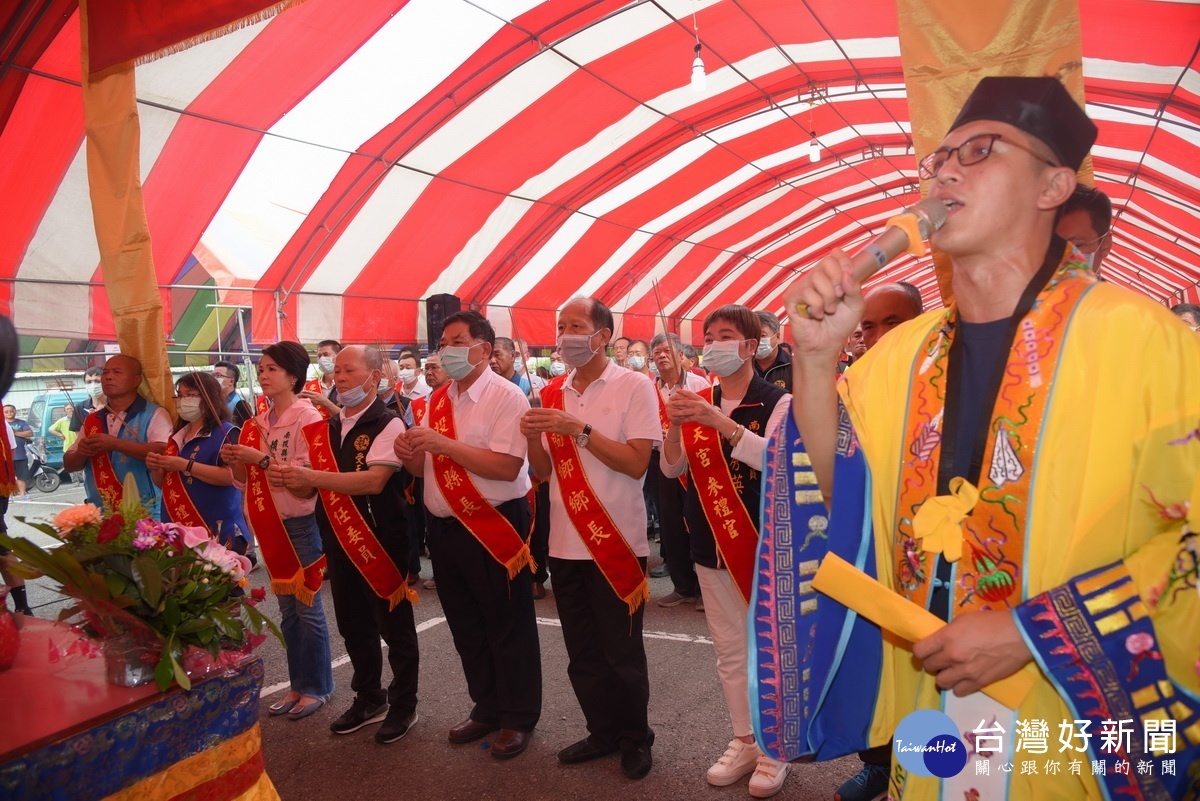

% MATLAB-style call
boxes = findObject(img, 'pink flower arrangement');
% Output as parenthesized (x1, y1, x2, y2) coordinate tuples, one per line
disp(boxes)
(1, 474, 280, 691)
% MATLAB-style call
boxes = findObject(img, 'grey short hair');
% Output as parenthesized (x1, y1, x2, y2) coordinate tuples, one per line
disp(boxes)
(650, 333, 683, 351)
(755, 310, 781, 334)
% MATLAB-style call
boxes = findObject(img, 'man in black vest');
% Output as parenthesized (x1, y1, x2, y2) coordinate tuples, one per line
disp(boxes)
(276, 345, 419, 744)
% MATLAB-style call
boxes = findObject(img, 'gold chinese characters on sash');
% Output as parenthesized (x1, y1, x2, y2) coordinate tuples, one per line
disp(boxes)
(83, 412, 124, 507)
(239, 421, 325, 605)
(162, 438, 208, 532)
(682, 387, 758, 604)
(426, 386, 533, 579)
(541, 379, 648, 613)
(302, 421, 414, 609)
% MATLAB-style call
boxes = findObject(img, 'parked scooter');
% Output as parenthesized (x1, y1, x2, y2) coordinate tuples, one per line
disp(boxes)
(25, 441, 61, 494)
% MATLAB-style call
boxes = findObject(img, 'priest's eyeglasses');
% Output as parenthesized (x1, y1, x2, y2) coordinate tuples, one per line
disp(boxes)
(918, 133, 1059, 180)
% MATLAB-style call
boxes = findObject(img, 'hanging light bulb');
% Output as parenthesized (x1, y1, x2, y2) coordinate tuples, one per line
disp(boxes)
(690, 42, 706, 93)
(808, 130, 820, 163)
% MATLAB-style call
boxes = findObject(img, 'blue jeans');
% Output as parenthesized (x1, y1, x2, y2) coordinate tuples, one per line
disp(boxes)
(276, 515, 335, 699)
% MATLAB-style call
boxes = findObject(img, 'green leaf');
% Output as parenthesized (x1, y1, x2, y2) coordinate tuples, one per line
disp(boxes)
(163, 597, 181, 628)
(175, 619, 212, 635)
(103, 572, 129, 597)
(13, 519, 65, 540)
(243, 603, 284, 646)
(169, 638, 191, 691)
(154, 645, 175, 691)
(132, 556, 163, 609)
(178, 581, 197, 598)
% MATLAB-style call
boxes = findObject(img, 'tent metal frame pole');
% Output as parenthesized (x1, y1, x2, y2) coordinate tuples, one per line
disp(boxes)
(209, 303, 262, 405)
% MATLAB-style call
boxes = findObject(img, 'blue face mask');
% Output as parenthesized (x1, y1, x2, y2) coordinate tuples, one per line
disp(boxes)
(339, 376, 374, 408)
(440, 343, 484, 381)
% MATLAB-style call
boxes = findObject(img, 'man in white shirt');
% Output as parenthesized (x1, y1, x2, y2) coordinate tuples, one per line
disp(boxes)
(522, 297, 661, 780)
(396, 349, 431, 402)
(302, 339, 343, 416)
(393, 311, 541, 760)
(649, 333, 709, 602)
(63, 354, 171, 516)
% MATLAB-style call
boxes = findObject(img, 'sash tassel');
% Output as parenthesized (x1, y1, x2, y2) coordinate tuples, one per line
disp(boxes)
(268, 556, 327, 607)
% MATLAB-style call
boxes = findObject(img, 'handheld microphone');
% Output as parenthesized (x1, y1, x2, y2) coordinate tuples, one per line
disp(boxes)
(795, 197, 950, 318)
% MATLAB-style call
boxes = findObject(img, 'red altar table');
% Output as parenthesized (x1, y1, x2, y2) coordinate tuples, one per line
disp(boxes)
(0, 619, 278, 800)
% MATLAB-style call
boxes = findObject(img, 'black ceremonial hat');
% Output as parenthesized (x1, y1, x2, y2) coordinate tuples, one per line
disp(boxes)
(948, 76, 1097, 170)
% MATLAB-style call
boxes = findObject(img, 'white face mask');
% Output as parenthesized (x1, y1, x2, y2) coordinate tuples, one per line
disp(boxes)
(317, 357, 335, 375)
(86, 382, 104, 399)
(702, 340, 748, 377)
(397, 368, 418, 386)
(756, 337, 775, 360)
(177, 397, 203, 422)
(549, 361, 567, 377)
(627, 355, 646, 371)
(1082, 251, 1096, 269)
(377, 379, 391, 395)
(648, 362, 660, 377)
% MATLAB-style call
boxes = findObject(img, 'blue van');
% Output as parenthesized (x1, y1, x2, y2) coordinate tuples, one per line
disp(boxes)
(25, 389, 91, 486)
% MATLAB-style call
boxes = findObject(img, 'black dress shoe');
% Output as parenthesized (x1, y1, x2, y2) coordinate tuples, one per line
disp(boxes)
(620, 740, 653, 780)
(491, 729, 532, 759)
(558, 736, 618, 764)
(448, 717, 498, 744)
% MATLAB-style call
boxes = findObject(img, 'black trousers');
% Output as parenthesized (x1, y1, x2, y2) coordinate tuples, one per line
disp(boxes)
(406, 478, 427, 576)
(530, 480, 551, 583)
(656, 469, 697, 596)
(323, 534, 419, 714)
(427, 498, 542, 731)
(550, 556, 651, 748)
(642, 453, 659, 533)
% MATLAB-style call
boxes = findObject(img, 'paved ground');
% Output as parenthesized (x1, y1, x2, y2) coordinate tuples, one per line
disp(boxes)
(7, 485, 857, 801)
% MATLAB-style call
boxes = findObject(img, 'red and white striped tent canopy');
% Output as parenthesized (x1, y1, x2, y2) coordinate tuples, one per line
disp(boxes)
(2, 0, 1199, 348)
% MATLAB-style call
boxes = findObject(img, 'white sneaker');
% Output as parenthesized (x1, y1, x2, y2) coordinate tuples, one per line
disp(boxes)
(749, 754, 790, 798)
(706, 739, 760, 786)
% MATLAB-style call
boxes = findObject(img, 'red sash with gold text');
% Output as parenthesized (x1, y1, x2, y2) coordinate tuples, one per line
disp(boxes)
(426, 386, 532, 578)
(540, 379, 648, 613)
(302, 421, 413, 609)
(410, 396, 428, 426)
(0, 424, 15, 496)
(255, 395, 269, 416)
(83, 412, 124, 507)
(240, 421, 325, 605)
(682, 387, 758, 603)
(306, 378, 333, 420)
(162, 438, 208, 532)
(0, 422, 13, 496)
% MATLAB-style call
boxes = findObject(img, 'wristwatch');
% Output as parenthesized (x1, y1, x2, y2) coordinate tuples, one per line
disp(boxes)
(575, 424, 593, 448)
(258, 454, 271, 470)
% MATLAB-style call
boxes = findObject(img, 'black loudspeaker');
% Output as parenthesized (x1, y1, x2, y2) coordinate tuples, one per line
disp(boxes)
(425, 294, 462, 347)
